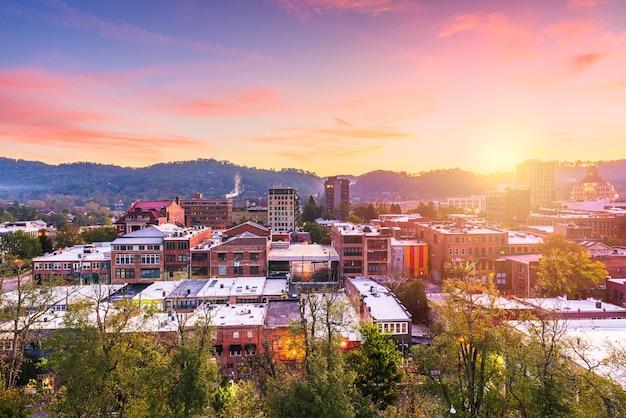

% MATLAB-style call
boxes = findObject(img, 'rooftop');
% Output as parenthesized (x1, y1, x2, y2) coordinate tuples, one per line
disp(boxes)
(348, 277, 411, 322)
(521, 297, 626, 313)
(268, 243, 339, 262)
(332, 223, 385, 236)
(417, 222, 505, 235)
(497, 253, 542, 264)
(506, 231, 544, 245)
(33, 243, 112, 262)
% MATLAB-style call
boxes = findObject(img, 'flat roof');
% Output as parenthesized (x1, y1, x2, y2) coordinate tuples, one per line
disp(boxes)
(348, 277, 411, 322)
(164, 277, 288, 299)
(268, 243, 339, 262)
(417, 222, 505, 235)
(332, 223, 385, 236)
(522, 297, 626, 313)
(33, 243, 112, 262)
(391, 238, 426, 247)
(507, 231, 544, 245)
(133, 281, 181, 301)
(497, 254, 542, 264)
(212, 303, 267, 327)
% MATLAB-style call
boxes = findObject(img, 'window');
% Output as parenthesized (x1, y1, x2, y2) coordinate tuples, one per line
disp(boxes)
(217, 252, 227, 261)
(53, 262, 61, 270)
(115, 269, 135, 279)
(218, 266, 227, 276)
(233, 331, 240, 338)
(141, 269, 160, 279)
(250, 266, 259, 275)
(166, 242, 176, 250)
(140, 254, 160, 265)
(34, 263, 41, 270)
(250, 252, 259, 261)
(116, 254, 135, 265)
(234, 266, 243, 276)
(234, 252, 243, 262)
(229, 345, 242, 356)
(247, 330, 253, 338)
(177, 254, 187, 262)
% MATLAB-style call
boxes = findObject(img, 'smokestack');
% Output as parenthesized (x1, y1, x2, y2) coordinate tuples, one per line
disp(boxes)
(225, 174, 242, 198)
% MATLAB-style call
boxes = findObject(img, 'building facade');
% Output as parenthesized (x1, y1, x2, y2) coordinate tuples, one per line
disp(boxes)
(516, 159, 555, 209)
(180, 193, 233, 229)
(331, 223, 392, 278)
(32, 243, 112, 284)
(115, 200, 185, 235)
(267, 187, 299, 233)
(390, 239, 429, 279)
(415, 222, 508, 282)
(570, 166, 618, 201)
(485, 187, 530, 223)
(324, 176, 350, 216)
(208, 232, 268, 278)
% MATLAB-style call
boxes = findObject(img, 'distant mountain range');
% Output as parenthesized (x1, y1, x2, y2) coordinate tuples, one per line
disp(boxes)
(0, 157, 624, 206)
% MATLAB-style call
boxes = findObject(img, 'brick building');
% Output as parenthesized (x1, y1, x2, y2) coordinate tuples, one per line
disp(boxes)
(207, 232, 268, 278)
(180, 193, 233, 229)
(330, 223, 392, 278)
(495, 254, 541, 297)
(115, 200, 185, 235)
(110, 224, 211, 284)
(415, 222, 507, 281)
(32, 243, 112, 284)
(528, 209, 625, 242)
(485, 187, 530, 223)
(606, 278, 626, 307)
(223, 221, 270, 239)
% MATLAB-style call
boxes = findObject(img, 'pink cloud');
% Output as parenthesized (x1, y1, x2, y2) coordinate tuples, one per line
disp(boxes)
(277, 0, 411, 16)
(567, 0, 600, 10)
(438, 12, 511, 38)
(544, 20, 598, 41)
(174, 87, 283, 116)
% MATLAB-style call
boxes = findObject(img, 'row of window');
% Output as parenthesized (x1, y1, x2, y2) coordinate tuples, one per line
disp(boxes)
(166, 241, 188, 250)
(34, 262, 102, 271)
(377, 322, 409, 335)
(113, 244, 161, 251)
(215, 266, 261, 276)
(216, 252, 261, 261)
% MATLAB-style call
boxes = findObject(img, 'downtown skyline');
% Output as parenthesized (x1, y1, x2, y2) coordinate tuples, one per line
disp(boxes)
(2, 0, 626, 176)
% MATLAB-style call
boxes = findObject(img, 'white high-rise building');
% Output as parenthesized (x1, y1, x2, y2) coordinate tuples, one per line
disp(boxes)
(267, 187, 299, 232)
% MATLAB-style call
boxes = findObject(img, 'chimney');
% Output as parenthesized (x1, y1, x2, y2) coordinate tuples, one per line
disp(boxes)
(595, 301, 602, 309)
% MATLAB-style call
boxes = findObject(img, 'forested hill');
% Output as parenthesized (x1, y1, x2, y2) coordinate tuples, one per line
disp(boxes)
(0, 158, 322, 205)
(1, 157, 624, 205)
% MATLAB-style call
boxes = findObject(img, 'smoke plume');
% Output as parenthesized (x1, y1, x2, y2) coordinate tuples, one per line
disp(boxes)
(225, 174, 242, 198)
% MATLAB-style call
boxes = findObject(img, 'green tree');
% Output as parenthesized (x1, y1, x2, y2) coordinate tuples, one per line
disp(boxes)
(301, 196, 323, 223)
(265, 350, 359, 418)
(81, 226, 118, 243)
(0, 231, 43, 260)
(537, 235, 607, 298)
(392, 280, 429, 323)
(301, 222, 331, 245)
(38, 230, 54, 254)
(352, 204, 377, 222)
(54, 224, 84, 249)
(390, 203, 402, 214)
(347, 325, 404, 411)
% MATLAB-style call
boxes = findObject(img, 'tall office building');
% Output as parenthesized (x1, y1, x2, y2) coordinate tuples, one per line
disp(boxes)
(324, 176, 350, 216)
(267, 187, 299, 232)
(515, 160, 555, 209)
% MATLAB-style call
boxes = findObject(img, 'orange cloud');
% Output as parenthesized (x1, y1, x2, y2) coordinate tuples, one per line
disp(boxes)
(174, 87, 282, 116)
(569, 52, 606, 72)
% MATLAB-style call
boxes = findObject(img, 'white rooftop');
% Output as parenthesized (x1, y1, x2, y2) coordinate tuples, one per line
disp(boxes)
(522, 297, 626, 313)
(507, 231, 544, 245)
(268, 243, 339, 262)
(332, 223, 384, 236)
(348, 277, 411, 322)
(33, 243, 112, 263)
(133, 281, 181, 301)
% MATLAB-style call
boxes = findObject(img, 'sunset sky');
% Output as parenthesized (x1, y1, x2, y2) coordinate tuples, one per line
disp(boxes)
(2, 0, 626, 175)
